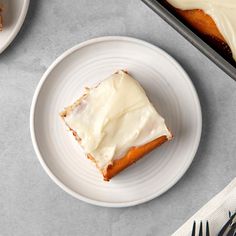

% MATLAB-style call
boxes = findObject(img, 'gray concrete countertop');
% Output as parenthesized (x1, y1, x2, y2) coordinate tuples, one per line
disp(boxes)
(0, 0, 236, 235)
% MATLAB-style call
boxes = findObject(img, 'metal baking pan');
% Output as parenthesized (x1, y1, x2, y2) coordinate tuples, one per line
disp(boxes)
(142, 0, 236, 81)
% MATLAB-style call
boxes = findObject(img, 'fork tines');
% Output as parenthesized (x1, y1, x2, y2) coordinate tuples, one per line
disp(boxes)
(191, 221, 210, 236)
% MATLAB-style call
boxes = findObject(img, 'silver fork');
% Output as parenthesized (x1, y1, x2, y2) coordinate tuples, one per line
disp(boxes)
(191, 221, 210, 236)
(218, 211, 236, 236)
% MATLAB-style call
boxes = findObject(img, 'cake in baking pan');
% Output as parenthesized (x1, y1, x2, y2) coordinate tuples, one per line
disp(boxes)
(166, 0, 236, 63)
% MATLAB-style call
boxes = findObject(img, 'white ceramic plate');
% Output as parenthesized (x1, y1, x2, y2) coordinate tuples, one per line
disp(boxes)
(0, 0, 29, 54)
(30, 36, 202, 207)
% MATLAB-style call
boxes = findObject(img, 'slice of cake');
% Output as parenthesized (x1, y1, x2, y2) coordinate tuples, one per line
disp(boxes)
(60, 70, 172, 181)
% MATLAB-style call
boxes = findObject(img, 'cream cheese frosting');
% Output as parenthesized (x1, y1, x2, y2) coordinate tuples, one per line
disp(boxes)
(167, 0, 236, 61)
(64, 71, 172, 170)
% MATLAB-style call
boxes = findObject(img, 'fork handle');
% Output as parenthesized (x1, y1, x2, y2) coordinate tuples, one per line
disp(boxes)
(218, 213, 236, 236)
(226, 224, 236, 236)
(226, 228, 236, 236)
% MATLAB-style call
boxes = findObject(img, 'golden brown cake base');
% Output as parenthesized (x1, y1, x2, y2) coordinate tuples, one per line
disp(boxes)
(101, 136, 168, 181)
(175, 9, 225, 43)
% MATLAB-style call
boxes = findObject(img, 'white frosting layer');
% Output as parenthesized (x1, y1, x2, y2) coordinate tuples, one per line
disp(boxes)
(167, 0, 236, 61)
(65, 71, 172, 169)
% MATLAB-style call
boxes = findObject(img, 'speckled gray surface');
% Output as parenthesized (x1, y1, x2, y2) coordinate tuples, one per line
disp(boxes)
(0, 0, 236, 235)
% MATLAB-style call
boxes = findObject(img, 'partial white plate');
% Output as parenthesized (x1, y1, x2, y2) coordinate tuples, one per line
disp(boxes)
(30, 36, 202, 207)
(0, 0, 29, 54)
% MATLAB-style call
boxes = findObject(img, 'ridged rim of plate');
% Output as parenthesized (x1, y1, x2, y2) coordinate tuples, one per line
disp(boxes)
(30, 36, 202, 207)
(0, 0, 30, 54)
